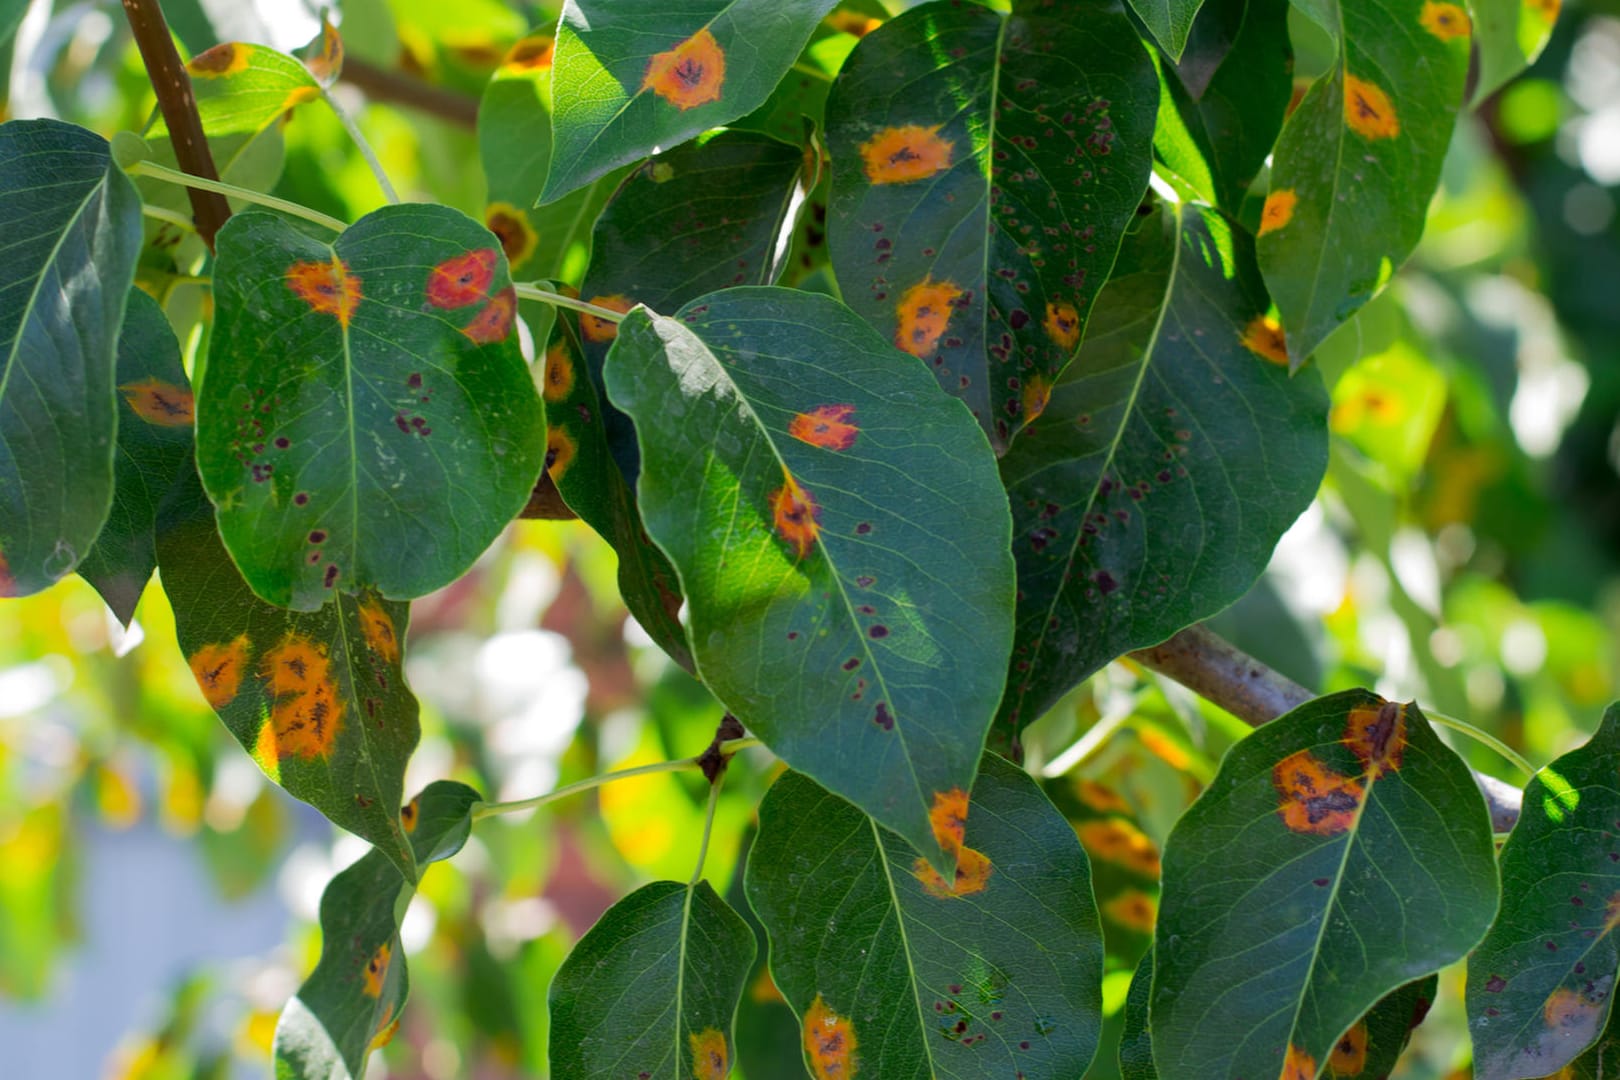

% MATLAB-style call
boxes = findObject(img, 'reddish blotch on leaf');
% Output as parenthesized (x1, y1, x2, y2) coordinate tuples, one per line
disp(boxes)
(286, 258, 362, 327)
(770, 472, 822, 559)
(789, 404, 859, 451)
(463, 286, 516, 344)
(426, 248, 497, 309)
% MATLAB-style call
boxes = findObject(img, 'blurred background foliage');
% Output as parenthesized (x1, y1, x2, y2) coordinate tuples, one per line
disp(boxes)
(0, 0, 1617, 1076)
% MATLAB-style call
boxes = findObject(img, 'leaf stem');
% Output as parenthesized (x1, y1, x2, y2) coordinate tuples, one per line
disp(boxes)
(141, 203, 197, 233)
(1424, 709, 1537, 779)
(127, 160, 349, 233)
(513, 282, 637, 323)
(320, 85, 400, 204)
(690, 774, 725, 885)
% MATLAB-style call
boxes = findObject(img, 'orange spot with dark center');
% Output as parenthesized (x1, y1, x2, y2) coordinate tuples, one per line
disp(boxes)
(463, 286, 516, 344)
(400, 797, 420, 833)
(501, 34, 554, 72)
(911, 787, 993, 898)
(1344, 74, 1400, 140)
(1076, 818, 1162, 876)
(189, 635, 250, 709)
(1074, 778, 1130, 814)
(1043, 301, 1081, 351)
(188, 42, 250, 77)
(1330, 1021, 1368, 1076)
(771, 471, 821, 559)
(1344, 700, 1405, 777)
(1545, 986, 1607, 1032)
(642, 28, 725, 110)
(1103, 889, 1158, 932)
(543, 342, 575, 402)
(1022, 375, 1052, 422)
(1281, 1044, 1318, 1080)
(689, 1028, 728, 1080)
(363, 942, 391, 997)
(260, 635, 344, 761)
(286, 259, 361, 326)
(1259, 190, 1298, 236)
(790, 404, 858, 451)
(895, 278, 962, 358)
(485, 202, 538, 268)
(1241, 315, 1289, 365)
(803, 994, 858, 1080)
(859, 124, 953, 184)
(358, 599, 399, 664)
(1273, 750, 1364, 835)
(925, 787, 969, 849)
(1419, 1, 1471, 40)
(581, 294, 633, 342)
(427, 248, 497, 309)
(545, 427, 578, 483)
(119, 377, 195, 426)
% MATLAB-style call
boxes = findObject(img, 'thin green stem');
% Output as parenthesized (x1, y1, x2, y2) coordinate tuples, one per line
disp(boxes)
(792, 60, 834, 82)
(1426, 708, 1536, 779)
(513, 282, 640, 323)
(690, 774, 725, 885)
(321, 86, 400, 204)
(128, 160, 349, 233)
(141, 203, 197, 233)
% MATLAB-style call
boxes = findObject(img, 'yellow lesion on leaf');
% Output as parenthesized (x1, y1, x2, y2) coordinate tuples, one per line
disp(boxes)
(358, 598, 400, 665)
(895, 278, 962, 358)
(642, 28, 726, 110)
(1281, 1044, 1318, 1080)
(363, 942, 392, 997)
(789, 404, 859, 451)
(260, 635, 344, 761)
(1241, 314, 1290, 365)
(1330, 1021, 1369, 1076)
(485, 202, 538, 269)
(771, 470, 822, 560)
(1343, 73, 1400, 140)
(189, 635, 250, 709)
(1259, 189, 1298, 236)
(859, 124, 953, 184)
(187, 42, 252, 78)
(501, 34, 554, 73)
(286, 258, 362, 327)
(543, 342, 576, 402)
(1043, 301, 1081, 351)
(282, 85, 320, 111)
(1343, 699, 1406, 778)
(367, 1010, 401, 1053)
(1022, 375, 1053, 423)
(1419, 1, 1472, 41)
(803, 994, 859, 1080)
(689, 1028, 729, 1080)
(1273, 750, 1364, 835)
(581, 294, 634, 343)
(1103, 889, 1158, 932)
(1076, 818, 1162, 876)
(400, 797, 420, 833)
(545, 427, 578, 484)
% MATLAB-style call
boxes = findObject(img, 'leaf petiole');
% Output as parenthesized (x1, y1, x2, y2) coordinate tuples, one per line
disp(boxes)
(1425, 708, 1536, 779)
(512, 282, 644, 323)
(127, 159, 349, 233)
(320, 85, 401, 205)
(140, 203, 198, 233)
(690, 773, 725, 885)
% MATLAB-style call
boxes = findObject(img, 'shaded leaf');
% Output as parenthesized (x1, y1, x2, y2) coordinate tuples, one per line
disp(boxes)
(548, 879, 755, 1079)
(0, 119, 142, 597)
(1149, 690, 1498, 1080)
(1472, 0, 1560, 105)
(273, 780, 480, 1080)
(725, 829, 804, 1080)
(1467, 704, 1620, 1080)
(995, 202, 1328, 736)
(199, 205, 545, 610)
(540, 0, 839, 203)
(1326, 975, 1438, 1080)
(1120, 950, 1157, 1080)
(604, 287, 1014, 867)
(1131, 0, 1208, 60)
(825, 0, 1157, 451)
(745, 754, 1105, 1079)
(79, 289, 196, 624)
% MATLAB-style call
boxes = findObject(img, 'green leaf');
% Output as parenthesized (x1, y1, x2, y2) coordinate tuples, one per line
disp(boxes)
(995, 202, 1328, 735)
(744, 754, 1105, 1078)
(0, 119, 142, 598)
(548, 879, 755, 1079)
(824, 0, 1157, 451)
(198, 205, 545, 610)
(540, 0, 839, 204)
(156, 466, 420, 879)
(603, 287, 1014, 867)
(274, 780, 480, 1080)
(1256, 0, 1469, 363)
(0, 0, 25, 50)
(1131, 0, 1208, 60)
(725, 830, 804, 1079)
(164, 41, 320, 140)
(1467, 704, 1620, 1080)
(1149, 690, 1499, 1080)
(79, 289, 196, 624)
(1471, 0, 1560, 105)
(1121, 950, 1157, 1080)
(1326, 975, 1437, 1080)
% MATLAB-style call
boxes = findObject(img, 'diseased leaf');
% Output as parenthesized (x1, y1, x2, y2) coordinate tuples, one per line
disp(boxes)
(825, 0, 1157, 451)
(79, 289, 196, 624)
(1149, 691, 1499, 1080)
(1467, 704, 1620, 1080)
(725, 831, 804, 1080)
(995, 202, 1328, 737)
(273, 780, 480, 1080)
(540, 0, 839, 203)
(1326, 975, 1438, 1080)
(1472, 0, 1560, 105)
(198, 206, 545, 610)
(745, 754, 1105, 1079)
(1256, 0, 1469, 363)
(157, 465, 421, 879)
(1130, 0, 1208, 60)
(604, 287, 1014, 868)
(166, 41, 320, 140)
(0, 119, 142, 597)
(548, 880, 755, 1080)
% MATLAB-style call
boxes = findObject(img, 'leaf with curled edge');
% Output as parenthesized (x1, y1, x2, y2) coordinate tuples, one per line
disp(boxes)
(1149, 690, 1498, 1080)
(604, 286, 1014, 870)
(273, 781, 480, 1080)
(745, 753, 1105, 1080)
(825, 0, 1157, 452)
(994, 202, 1327, 742)
(1468, 704, 1620, 1080)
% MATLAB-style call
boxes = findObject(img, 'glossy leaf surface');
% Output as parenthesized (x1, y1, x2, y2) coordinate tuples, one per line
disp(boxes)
(1472, 0, 1559, 105)
(157, 467, 420, 879)
(1468, 704, 1620, 1080)
(549, 879, 754, 1079)
(0, 119, 141, 597)
(604, 287, 1014, 866)
(199, 205, 545, 610)
(1257, 0, 1469, 363)
(540, 0, 838, 203)
(1131, 0, 1208, 60)
(745, 754, 1105, 1079)
(79, 289, 195, 624)
(1150, 691, 1498, 1080)
(825, 0, 1157, 450)
(996, 203, 1328, 734)
(274, 780, 480, 1079)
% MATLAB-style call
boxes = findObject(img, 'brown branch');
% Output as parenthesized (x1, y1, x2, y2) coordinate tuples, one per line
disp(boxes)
(1131, 625, 1523, 832)
(339, 57, 480, 130)
(121, 0, 231, 249)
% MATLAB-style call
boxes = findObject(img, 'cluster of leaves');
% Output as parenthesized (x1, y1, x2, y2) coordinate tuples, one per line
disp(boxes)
(1, 0, 1614, 1077)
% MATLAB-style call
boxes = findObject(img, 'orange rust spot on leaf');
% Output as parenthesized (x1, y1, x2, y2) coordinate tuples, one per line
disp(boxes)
(804, 994, 858, 1080)
(1076, 818, 1162, 876)
(1330, 1021, 1369, 1076)
(400, 797, 420, 833)
(260, 635, 344, 761)
(859, 124, 953, 184)
(1274, 750, 1364, 835)
(1420, 1, 1471, 40)
(826, 9, 883, 36)
(1043, 301, 1081, 351)
(1344, 700, 1406, 778)
(543, 342, 575, 402)
(789, 404, 859, 451)
(358, 599, 399, 664)
(581, 294, 633, 342)
(188, 42, 250, 77)
(363, 941, 391, 997)
(1103, 889, 1158, 932)
(427, 248, 497, 309)
(501, 34, 554, 72)
(1074, 778, 1131, 814)
(1281, 1044, 1318, 1080)
(463, 286, 516, 344)
(1021, 375, 1052, 422)
(912, 845, 992, 898)
(189, 635, 250, 709)
(926, 787, 970, 849)
(689, 1028, 728, 1080)
(120, 378, 195, 426)
(485, 202, 538, 268)
(1344, 74, 1400, 140)
(643, 28, 725, 110)
(771, 471, 822, 559)
(545, 427, 578, 483)
(895, 278, 962, 358)
(282, 85, 320, 110)
(286, 258, 361, 326)
(1259, 189, 1298, 236)
(368, 1009, 401, 1052)
(1241, 315, 1289, 365)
